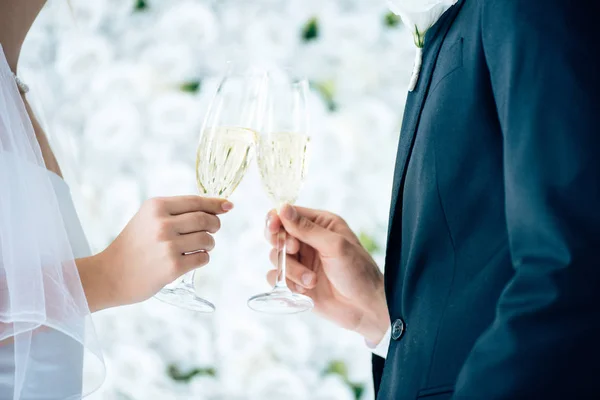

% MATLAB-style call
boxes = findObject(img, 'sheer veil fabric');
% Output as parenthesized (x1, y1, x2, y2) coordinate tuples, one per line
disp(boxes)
(0, 44, 105, 398)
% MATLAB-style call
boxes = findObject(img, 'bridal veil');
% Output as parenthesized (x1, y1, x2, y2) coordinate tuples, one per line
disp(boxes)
(0, 44, 104, 398)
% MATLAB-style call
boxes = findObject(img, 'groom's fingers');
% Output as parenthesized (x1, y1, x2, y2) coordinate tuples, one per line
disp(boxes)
(264, 212, 301, 254)
(266, 270, 309, 294)
(264, 211, 281, 244)
(266, 207, 325, 234)
(268, 249, 317, 289)
(279, 205, 341, 257)
(266, 210, 280, 232)
(264, 233, 300, 254)
(285, 237, 301, 254)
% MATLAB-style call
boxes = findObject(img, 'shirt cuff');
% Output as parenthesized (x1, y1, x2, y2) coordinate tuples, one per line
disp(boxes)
(365, 326, 391, 359)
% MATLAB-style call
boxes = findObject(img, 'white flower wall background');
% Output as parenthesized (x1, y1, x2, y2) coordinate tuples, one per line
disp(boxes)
(20, 0, 415, 398)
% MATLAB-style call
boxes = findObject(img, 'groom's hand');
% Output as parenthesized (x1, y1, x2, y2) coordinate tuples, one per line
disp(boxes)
(265, 205, 390, 344)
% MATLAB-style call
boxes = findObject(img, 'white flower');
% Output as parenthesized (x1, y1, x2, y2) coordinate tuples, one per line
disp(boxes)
(138, 139, 175, 170)
(67, 1, 108, 30)
(320, 4, 382, 49)
(55, 35, 114, 94)
(147, 93, 203, 140)
(99, 176, 141, 234)
(335, 51, 383, 101)
(189, 376, 220, 399)
(243, 12, 299, 65)
(327, 98, 397, 173)
(108, 344, 165, 396)
(144, 161, 196, 198)
(154, 318, 215, 368)
(19, 24, 54, 70)
(388, 0, 458, 90)
(156, 2, 218, 49)
(388, 0, 458, 46)
(247, 365, 310, 400)
(83, 100, 143, 157)
(266, 317, 314, 365)
(139, 41, 199, 84)
(90, 62, 154, 102)
(314, 375, 355, 400)
(102, 0, 139, 21)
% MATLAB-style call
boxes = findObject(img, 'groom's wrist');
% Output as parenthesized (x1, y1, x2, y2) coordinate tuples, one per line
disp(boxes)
(357, 310, 390, 345)
(356, 289, 390, 345)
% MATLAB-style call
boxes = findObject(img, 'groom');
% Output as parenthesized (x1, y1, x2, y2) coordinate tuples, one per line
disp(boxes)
(265, 0, 600, 399)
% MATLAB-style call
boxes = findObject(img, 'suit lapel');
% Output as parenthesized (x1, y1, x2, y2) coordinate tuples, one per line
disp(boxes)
(387, 0, 466, 241)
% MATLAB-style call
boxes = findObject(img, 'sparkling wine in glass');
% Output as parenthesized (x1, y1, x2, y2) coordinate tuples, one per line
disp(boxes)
(248, 70, 315, 314)
(155, 65, 265, 312)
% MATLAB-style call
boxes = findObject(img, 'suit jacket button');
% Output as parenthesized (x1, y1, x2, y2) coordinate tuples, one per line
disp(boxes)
(391, 318, 405, 341)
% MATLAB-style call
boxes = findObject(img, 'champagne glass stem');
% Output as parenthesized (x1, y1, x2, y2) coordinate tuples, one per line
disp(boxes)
(182, 270, 195, 287)
(275, 227, 290, 291)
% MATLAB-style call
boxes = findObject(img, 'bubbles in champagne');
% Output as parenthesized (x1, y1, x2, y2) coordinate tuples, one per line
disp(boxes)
(257, 132, 310, 206)
(196, 127, 256, 198)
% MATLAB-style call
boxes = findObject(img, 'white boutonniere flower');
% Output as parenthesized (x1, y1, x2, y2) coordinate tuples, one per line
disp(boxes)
(388, 0, 458, 91)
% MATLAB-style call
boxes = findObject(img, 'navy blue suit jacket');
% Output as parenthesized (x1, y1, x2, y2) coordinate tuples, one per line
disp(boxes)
(374, 0, 600, 399)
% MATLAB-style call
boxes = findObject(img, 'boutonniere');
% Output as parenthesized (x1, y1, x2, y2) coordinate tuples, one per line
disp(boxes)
(388, 0, 458, 91)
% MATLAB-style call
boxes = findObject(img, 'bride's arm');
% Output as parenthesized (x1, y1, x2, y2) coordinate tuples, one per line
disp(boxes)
(5, 37, 230, 316)
(12, 59, 230, 317)
(76, 196, 233, 313)
(20, 99, 225, 314)
(4, 102, 233, 324)
(2, 1, 234, 318)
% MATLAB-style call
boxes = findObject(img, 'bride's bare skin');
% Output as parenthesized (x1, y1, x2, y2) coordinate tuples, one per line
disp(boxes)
(0, 0, 229, 314)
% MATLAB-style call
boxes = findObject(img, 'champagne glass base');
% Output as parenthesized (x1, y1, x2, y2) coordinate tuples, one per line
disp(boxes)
(155, 286, 215, 313)
(247, 288, 314, 314)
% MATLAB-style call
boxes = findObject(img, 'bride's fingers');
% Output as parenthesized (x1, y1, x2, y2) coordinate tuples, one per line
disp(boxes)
(172, 211, 220, 234)
(269, 249, 316, 289)
(175, 232, 215, 253)
(178, 251, 210, 274)
(161, 196, 231, 216)
(266, 270, 309, 294)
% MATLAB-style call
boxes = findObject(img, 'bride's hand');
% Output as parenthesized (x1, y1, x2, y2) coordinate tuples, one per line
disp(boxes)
(79, 196, 232, 312)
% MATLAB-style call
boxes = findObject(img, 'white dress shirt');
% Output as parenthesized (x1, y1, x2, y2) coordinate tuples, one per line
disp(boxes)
(366, 326, 391, 359)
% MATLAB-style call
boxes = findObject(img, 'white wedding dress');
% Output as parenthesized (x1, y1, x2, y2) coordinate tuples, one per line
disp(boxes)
(0, 44, 104, 399)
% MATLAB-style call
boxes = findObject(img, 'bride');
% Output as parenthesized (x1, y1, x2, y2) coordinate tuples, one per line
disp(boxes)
(0, 1, 231, 398)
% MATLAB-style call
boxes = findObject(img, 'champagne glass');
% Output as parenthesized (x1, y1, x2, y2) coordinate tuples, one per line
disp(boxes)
(247, 69, 315, 314)
(156, 65, 266, 312)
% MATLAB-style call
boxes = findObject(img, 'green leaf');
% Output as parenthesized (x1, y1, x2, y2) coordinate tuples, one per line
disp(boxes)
(115, 392, 134, 400)
(167, 364, 216, 383)
(312, 80, 337, 112)
(359, 231, 380, 255)
(350, 383, 365, 400)
(323, 360, 366, 399)
(384, 12, 401, 28)
(323, 360, 349, 380)
(134, 0, 149, 11)
(324, 361, 365, 399)
(180, 80, 201, 93)
(302, 17, 319, 42)
(414, 25, 425, 48)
